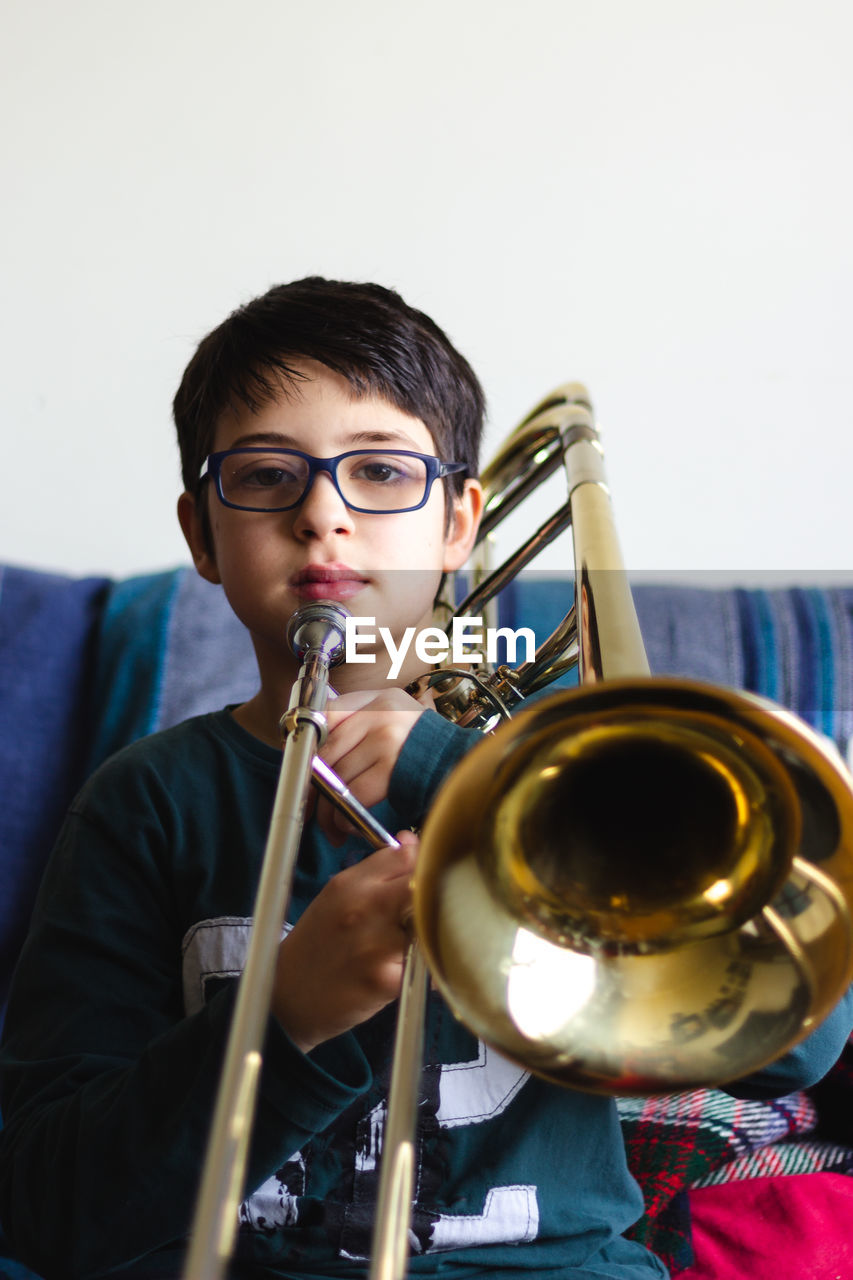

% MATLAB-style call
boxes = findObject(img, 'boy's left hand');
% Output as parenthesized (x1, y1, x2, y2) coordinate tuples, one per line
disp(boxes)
(317, 687, 430, 841)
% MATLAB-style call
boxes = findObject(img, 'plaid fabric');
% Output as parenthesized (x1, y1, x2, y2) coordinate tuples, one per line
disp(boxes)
(619, 984, 853, 1272)
(618, 1079, 853, 1272)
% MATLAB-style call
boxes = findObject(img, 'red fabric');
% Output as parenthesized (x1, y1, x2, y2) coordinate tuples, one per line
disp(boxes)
(677, 1174, 853, 1278)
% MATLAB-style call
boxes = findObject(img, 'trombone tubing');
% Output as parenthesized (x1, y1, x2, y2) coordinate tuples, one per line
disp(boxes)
(184, 617, 351, 1280)
(183, 716, 325, 1280)
(561, 413, 648, 682)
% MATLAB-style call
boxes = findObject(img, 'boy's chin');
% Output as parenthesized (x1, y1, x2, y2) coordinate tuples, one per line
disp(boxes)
(333, 659, 405, 693)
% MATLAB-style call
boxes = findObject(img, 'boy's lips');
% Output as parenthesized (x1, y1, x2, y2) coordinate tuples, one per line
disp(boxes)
(290, 565, 370, 602)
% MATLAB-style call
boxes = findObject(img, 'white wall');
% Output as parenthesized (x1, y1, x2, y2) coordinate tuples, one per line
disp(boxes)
(1, 0, 851, 580)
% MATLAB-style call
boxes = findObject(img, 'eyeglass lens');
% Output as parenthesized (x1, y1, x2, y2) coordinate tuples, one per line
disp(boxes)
(217, 450, 432, 512)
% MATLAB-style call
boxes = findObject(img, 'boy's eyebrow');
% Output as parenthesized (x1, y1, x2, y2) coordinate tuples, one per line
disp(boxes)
(228, 428, 431, 451)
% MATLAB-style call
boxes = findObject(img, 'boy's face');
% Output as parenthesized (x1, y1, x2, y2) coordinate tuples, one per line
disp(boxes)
(178, 360, 482, 693)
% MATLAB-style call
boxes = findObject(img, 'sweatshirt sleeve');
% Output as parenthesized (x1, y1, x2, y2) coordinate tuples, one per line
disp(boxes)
(388, 707, 480, 826)
(724, 982, 853, 1100)
(0, 771, 372, 1279)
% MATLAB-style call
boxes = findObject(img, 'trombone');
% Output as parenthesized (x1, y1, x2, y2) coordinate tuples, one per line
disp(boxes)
(185, 384, 853, 1280)
(374, 384, 853, 1277)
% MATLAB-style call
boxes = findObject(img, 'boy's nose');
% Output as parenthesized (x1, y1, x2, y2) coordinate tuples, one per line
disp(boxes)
(291, 471, 356, 540)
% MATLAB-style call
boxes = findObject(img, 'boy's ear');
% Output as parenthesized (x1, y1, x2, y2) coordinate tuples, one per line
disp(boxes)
(442, 479, 484, 573)
(177, 491, 221, 585)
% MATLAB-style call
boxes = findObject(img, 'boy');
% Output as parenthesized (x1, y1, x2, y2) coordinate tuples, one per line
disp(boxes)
(0, 278, 851, 1280)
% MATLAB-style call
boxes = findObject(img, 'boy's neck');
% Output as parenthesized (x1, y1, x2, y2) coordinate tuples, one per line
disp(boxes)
(230, 696, 285, 749)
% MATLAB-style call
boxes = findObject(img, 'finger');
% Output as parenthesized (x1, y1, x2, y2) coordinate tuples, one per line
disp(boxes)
(313, 751, 397, 839)
(391, 831, 419, 932)
(323, 713, 411, 785)
(411, 681, 437, 709)
(315, 788, 394, 846)
(314, 794, 349, 846)
(366, 853, 416, 939)
(325, 747, 389, 812)
(357, 833, 417, 881)
(320, 717, 369, 773)
(324, 689, 380, 731)
(321, 709, 381, 772)
(325, 688, 424, 742)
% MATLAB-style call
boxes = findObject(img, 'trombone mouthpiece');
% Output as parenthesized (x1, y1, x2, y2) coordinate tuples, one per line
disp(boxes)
(286, 600, 351, 666)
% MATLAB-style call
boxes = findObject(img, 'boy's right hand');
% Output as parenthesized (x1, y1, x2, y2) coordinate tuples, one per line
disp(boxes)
(316, 687, 432, 842)
(270, 831, 417, 1053)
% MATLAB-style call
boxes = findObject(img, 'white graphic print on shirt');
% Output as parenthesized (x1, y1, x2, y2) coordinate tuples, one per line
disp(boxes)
(181, 918, 539, 1255)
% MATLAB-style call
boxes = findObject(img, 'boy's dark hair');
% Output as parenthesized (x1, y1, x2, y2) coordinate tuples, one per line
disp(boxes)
(173, 277, 485, 509)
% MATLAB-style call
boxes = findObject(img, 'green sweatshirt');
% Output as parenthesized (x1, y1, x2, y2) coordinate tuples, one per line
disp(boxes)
(1, 709, 850, 1279)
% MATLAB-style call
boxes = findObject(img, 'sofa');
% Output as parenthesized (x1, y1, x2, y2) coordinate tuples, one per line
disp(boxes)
(2, 562, 853, 1277)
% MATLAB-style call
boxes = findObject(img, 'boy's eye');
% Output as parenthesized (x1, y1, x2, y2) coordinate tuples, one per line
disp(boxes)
(341, 453, 429, 509)
(348, 455, 418, 485)
(218, 453, 309, 509)
(229, 456, 303, 489)
(245, 465, 291, 488)
(356, 462, 399, 484)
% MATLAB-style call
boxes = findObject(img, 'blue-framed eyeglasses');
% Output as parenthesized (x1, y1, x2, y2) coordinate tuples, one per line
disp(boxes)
(199, 447, 467, 514)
